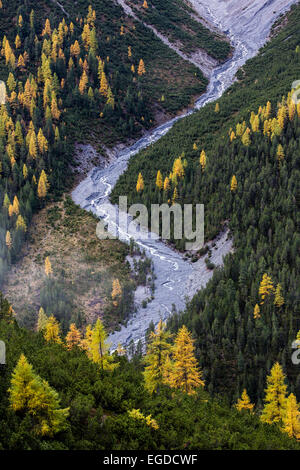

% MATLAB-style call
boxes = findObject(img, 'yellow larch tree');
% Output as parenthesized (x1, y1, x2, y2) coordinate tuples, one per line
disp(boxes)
(172, 187, 178, 204)
(259, 273, 274, 304)
(11, 195, 19, 216)
(136, 172, 144, 192)
(23, 164, 28, 179)
(29, 131, 38, 159)
(200, 150, 206, 172)
(276, 144, 285, 161)
(38, 171, 49, 199)
(282, 393, 300, 440)
(37, 129, 48, 154)
(5, 230, 12, 249)
(173, 157, 184, 179)
(230, 175, 237, 192)
(260, 362, 287, 425)
(138, 58, 146, 76)
(163, 176, 170, 191)
(215, 102, 220, 113)
(241, 127, 251, 146)
(100, 70, 108, 97)
(112, 278, 122, 307)
(265, 100, 272, 118)
(37, 307, 48, 332)
(79, 70, 88, 95)
(8, 354, 69, 436)
(143, 320, 173, 394)
(16, 215, 27, 232)
(106, 87, 115, 109)
(71, 40, 80, 58)
(251, 114, 260, 133)
(253, 303, 261, 319)
(45, 256, 52, 276)
(156, 170, 163, 190)
(288, 102, 295, 121)
(91, 318, 118, 371)
(44, 315, 62, 344)
(42, 18, 51, 37)
(66, 324, 82, 350)
(163, 325, 204, 395)
(274, 283, 284, 308)
(235, 389, 254, 412)
(51, 93, 60, 120)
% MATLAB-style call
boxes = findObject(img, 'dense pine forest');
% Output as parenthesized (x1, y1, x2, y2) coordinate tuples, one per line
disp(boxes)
(1, 0, 300, 453)
(1, 298, 300, 450)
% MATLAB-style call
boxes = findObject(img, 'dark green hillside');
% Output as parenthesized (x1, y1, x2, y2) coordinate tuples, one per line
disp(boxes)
(0, 299, 299, 450)
(111, 2, 300, 402)
(127, 0, 231, 59)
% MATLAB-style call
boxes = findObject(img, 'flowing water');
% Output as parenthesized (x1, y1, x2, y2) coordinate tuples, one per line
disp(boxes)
(72, 0, 298, 349)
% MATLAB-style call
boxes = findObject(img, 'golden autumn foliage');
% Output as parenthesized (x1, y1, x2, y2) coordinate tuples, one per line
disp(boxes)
(128, 408, 159, 430)
(199, 150, 206, 172)
(44, 315, 62, 344)
(282, 394, 300, 440)
(163, 325, 204, 395)
(276, 144, 285, 161)
(138, 58, 146, 76)
(235, 389, 254, 412)
(16, 215, 27, 232)
(230, 175, 237, 192)
(259, 273, 274, 304)
(38, 170, 49, 198)
(8, 354, 69, 436)
(261, 362, 287, 425)
(136, 172, 144, 192)
(66, 324, 82, 350)
(274, 283, 284, 308)
(163, 176, 170, 191)
(5, 230, 12, 249)
(12, 195, 19, 215)
(111, 278, 122, 306)
(253, 303, 261, 319)
(44, 256, 52, 276)
(156, 170, 163, 190)
(172, 157, 184, 179)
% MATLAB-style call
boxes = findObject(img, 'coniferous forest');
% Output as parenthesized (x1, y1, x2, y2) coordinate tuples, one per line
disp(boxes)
(1, 0, 300, 456)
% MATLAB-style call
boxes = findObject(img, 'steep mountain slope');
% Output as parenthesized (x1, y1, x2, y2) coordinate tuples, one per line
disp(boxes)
(0, 0, 231, 295)
(111, 1, 300, 402)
